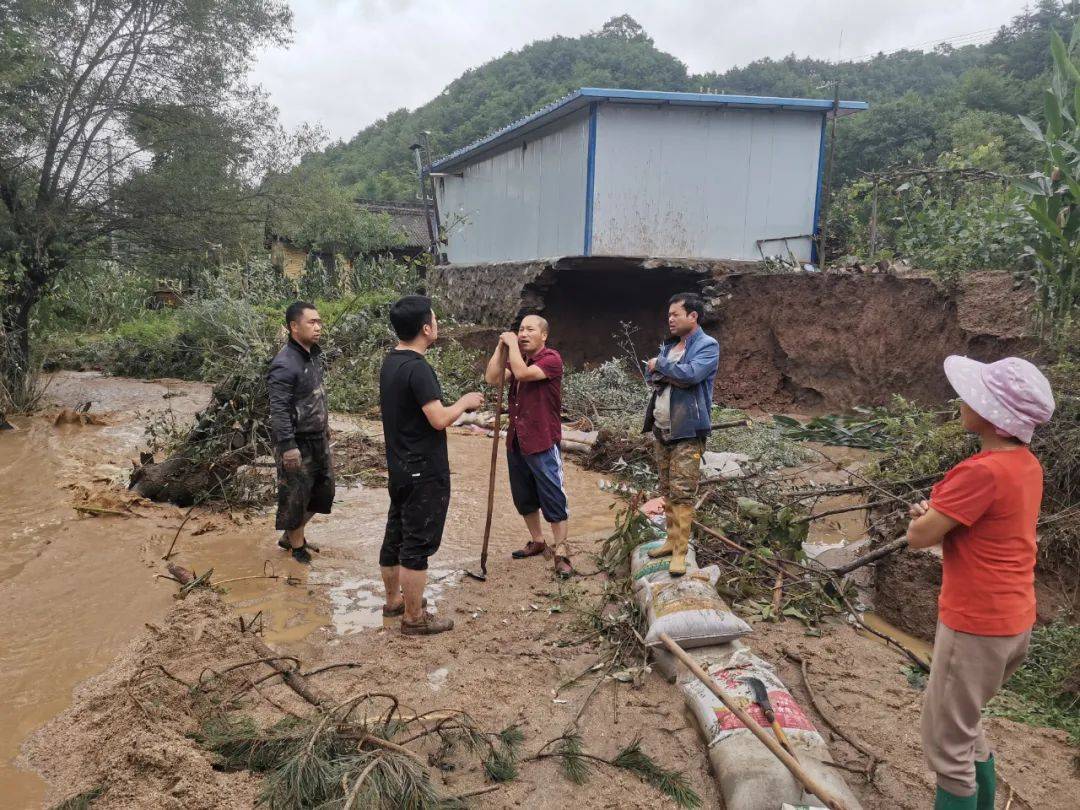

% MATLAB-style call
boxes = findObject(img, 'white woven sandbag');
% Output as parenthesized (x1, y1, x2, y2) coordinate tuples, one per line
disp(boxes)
(629, 538, 698, 590)
(679, 646, 863, 810)
(642, 566, 751, 649)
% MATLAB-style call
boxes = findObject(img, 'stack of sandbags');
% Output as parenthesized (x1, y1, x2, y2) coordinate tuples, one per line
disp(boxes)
(679, 646, 863, 810)
(625, 516, 861, 809)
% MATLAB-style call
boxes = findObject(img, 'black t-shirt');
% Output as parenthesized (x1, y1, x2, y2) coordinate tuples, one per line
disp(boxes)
(379, 349, 449, 486)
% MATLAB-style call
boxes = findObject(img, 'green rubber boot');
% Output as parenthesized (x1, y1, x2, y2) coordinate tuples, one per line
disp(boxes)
(974, 757, 996, 810)
(935, 786, 977, 809)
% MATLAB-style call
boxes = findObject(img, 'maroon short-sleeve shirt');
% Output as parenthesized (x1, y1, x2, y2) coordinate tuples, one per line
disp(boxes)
(506, 347, 563, 455)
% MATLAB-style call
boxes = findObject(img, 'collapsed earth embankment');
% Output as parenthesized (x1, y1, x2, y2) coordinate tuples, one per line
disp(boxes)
(430, 261, 1033, 411)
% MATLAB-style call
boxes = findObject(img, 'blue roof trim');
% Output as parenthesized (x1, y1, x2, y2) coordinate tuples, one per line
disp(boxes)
(428, 87, 868, 172)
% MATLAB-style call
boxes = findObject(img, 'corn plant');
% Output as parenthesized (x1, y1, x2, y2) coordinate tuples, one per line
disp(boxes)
(1016, 23, 1080, 344)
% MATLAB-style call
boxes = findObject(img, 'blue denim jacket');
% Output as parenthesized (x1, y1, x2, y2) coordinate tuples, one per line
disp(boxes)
(642, 327, 720, 441)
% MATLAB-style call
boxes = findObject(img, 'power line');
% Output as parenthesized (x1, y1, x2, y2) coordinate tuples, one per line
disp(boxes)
(848, 25, 1002, 63)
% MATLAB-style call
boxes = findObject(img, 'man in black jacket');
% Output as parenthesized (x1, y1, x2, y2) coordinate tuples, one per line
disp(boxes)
(267, 301, 333, 564)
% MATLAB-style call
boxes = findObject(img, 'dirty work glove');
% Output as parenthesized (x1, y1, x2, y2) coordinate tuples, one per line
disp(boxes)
(282, 448, 302, 472)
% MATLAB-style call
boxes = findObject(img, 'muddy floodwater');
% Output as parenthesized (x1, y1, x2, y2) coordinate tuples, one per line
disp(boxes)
(0, 372, 617, 808)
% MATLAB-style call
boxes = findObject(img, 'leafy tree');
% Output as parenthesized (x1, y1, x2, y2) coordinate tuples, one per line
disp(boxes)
(0, 0, 294, 400)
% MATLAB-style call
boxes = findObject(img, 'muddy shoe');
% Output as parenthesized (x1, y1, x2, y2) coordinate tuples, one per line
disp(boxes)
(278, 535, 319, 553)
(553, 555, 574, 579)
(512, 540, 548, 559)
(383, 597, 427, 617)
(291, 545, 312, 565)
(401, 611, 454, 636)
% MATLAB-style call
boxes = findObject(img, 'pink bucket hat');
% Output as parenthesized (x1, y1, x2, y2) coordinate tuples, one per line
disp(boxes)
(943, 355, 1055, 443)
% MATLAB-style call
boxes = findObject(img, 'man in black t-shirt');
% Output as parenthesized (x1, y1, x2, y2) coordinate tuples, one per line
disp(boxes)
(379, 295, 483, 636)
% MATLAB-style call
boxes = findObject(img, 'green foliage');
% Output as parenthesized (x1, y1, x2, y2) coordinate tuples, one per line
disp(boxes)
(863, 397, 972, 483)
(609, 736, 701, 809)
(709, 408, 811, 472)
(829, 166, 1036, 284)
(300, 16, 690, 201)
(563, 359, 648, 432)
(265, 169, 406, 258)
(542, 730, 700, 809)
(1014, 20, 1080, 343)
(774, 401, 968, 453)
(1030, 358, 1080, 571)
(0, 0, 299, 393)
(987, 620, 1080, 744)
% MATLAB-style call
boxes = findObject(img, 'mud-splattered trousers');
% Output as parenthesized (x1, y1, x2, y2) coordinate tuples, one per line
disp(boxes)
(380, 474, 451, 571)
(653, 434, 705, 506)
(275, 435, 335, 530)
(267, 338, 333, 530)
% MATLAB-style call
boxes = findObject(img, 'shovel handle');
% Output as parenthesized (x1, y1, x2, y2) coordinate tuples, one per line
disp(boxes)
(771, 720, 799, 761)
(657, 633, 852, 810)
(479, 343, 508, 572)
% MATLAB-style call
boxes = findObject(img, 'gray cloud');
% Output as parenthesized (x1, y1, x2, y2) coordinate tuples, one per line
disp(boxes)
(251, 0, 1032, 143)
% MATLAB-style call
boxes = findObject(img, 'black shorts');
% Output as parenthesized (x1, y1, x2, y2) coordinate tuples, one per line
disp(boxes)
(379, 474, 450, 571)
(275, 435, 335, 530)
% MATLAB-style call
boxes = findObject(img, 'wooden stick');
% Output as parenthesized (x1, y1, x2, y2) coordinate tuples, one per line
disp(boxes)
(251, 637, 327, 707)
(793, 496, 898, 525)
(477, 343, 508, 577)
(784, 649, 882, 779)
(771, 571, 784, 619)
(830, 537, 909, 576)
(692, 520, 801, 581)
(657, 633, 853, 810)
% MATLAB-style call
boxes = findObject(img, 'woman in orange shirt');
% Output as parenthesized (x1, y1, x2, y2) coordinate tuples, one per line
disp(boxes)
(906, 356, 1055, 810)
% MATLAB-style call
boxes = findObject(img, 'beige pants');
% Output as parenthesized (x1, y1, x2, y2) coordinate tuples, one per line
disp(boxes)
(920, 621, 1030, 796)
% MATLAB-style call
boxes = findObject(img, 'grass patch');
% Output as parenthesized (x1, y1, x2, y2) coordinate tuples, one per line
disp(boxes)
(986, 621, 1080, 744)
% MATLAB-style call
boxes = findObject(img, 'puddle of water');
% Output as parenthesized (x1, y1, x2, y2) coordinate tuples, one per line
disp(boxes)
(860, 611, 935, 663)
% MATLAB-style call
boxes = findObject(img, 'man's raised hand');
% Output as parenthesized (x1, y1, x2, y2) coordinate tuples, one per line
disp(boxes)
(460, 392, 485, 411)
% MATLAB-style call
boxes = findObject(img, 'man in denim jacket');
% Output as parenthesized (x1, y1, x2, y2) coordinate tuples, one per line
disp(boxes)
(642, 293, 719, 575)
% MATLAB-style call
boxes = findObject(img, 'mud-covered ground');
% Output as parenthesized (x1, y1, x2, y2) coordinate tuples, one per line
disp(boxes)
(5, 372, 1078, 809)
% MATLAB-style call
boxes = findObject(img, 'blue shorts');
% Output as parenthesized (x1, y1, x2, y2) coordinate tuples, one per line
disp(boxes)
(506, 441, 569, 523)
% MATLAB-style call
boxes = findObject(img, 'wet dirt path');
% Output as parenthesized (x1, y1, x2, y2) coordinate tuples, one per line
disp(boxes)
(1, 372, 621, 808)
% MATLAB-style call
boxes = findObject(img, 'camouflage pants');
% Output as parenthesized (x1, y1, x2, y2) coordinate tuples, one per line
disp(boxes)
(653, 436, 704, 506)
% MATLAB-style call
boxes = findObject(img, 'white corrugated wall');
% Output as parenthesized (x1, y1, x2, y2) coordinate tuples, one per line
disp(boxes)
(435, 111, 589, 264)
(589, 104, 823, 261)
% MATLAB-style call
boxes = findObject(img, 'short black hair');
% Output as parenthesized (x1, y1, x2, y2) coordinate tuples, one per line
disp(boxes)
(285, 301, 316, 330)
(668, 292, 705, 321)
(389, 294, 434, 341)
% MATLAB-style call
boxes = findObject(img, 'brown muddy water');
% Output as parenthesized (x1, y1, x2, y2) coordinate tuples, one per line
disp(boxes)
(0, 372, 617, 809)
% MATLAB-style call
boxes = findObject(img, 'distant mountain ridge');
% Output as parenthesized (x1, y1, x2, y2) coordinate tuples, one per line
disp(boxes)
(300, 5, 1075, 200)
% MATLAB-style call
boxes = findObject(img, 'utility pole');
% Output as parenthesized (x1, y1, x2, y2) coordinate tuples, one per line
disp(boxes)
(420, 131, 444, 264)
(410, 142, 438, 259)
(817, 81, 840, 267)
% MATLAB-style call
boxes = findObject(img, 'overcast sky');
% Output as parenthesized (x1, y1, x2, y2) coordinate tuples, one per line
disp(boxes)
(252, 0, 1034, 144)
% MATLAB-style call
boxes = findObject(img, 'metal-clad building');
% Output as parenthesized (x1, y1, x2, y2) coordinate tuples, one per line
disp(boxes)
(429, 88, 867, 264)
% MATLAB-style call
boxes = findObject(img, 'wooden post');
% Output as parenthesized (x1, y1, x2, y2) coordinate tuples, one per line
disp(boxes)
(657, 633, 853, 810)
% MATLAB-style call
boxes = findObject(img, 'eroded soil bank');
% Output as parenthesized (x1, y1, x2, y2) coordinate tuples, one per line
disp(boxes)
(431, 262, 1034, 411)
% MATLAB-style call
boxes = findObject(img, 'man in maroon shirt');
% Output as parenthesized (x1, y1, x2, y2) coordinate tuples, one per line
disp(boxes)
(484, 315, 573, 578)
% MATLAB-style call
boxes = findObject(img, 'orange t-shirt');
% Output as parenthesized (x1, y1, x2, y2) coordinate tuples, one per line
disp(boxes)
(929, 447, 1043, 636)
